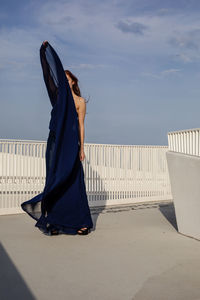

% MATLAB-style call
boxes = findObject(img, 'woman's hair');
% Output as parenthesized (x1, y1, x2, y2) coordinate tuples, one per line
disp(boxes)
(64, 69, 81, 97)
(64, 69, 90, 104)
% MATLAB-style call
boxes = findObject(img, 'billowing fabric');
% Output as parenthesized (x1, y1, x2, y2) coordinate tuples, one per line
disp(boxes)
(21, 42, 93, 235)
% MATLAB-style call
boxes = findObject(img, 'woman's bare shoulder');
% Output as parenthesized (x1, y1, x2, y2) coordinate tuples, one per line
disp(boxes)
(79, 96, 86, 103)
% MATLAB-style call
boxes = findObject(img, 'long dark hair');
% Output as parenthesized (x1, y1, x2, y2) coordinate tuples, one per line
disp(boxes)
(64, 69, 90, 103)
(64, 69, 81, 97)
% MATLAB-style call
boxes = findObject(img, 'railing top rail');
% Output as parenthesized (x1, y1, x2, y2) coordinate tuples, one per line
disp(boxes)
(85, 143, 168, 148)
(0, 139, 168, 148)
(168, 128, 200, 135)
(0, 139, 47, 143)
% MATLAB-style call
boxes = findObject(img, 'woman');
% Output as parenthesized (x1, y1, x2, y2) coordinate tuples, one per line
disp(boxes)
(21, 41, 93, 236)
(65, 70, 86, 162)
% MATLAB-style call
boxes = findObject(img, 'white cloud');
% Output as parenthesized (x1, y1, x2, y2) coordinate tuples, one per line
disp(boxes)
(1, 0, 200, 84)
(0, 27, 44, 81)
(174, 53, 193, 63)
(169, 29, 200, 50)
(67, 63, 106, 70)
(142, 68, 181, 79)
(161, 68, 181, 75)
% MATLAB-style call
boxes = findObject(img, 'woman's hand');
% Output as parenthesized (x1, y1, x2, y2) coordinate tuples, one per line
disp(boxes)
(43, 40, 48, 48)
(79, 147, 85, 161)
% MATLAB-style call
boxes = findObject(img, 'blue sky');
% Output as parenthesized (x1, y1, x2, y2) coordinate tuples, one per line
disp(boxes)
(1, 0, 200, 145)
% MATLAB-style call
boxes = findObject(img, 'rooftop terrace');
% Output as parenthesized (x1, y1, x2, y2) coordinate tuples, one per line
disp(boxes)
(1, 200, 200, 300)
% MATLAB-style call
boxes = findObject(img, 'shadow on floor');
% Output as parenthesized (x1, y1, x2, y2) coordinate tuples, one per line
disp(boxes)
(159, 202, 178, 231)
(0, 243, 36, 300)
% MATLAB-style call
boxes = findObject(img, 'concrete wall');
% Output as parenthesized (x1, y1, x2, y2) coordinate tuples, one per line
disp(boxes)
(166, 151, 200, 240)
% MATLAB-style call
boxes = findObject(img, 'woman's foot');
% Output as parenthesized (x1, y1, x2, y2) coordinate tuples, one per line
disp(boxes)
(77, 227, 90, 235)
(50, 229, 59, 235)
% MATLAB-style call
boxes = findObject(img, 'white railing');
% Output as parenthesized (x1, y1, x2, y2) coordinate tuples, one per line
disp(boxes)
(0, 139, 172, 215)
(168, 128, 200, 156)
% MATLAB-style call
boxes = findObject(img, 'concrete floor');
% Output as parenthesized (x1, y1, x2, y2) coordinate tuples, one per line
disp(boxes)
(1, 201, 200, 300)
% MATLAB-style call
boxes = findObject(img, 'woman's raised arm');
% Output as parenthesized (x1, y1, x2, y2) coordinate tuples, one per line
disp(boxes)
(40, 41, 58, 107)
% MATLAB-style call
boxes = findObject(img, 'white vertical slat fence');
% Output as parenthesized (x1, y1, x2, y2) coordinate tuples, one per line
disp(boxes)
(168, 128, 200, 156)
(0, 139, 172, 215)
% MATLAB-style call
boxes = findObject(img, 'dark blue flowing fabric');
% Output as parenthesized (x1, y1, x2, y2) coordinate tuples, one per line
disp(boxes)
(21, 42, 93, 235)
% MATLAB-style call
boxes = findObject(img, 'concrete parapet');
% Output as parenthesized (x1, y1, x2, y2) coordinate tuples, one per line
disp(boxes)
(166, 151, 200, 240)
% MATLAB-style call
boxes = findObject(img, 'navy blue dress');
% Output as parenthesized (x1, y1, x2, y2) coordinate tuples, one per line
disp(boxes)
(21, 42, 93, 235)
